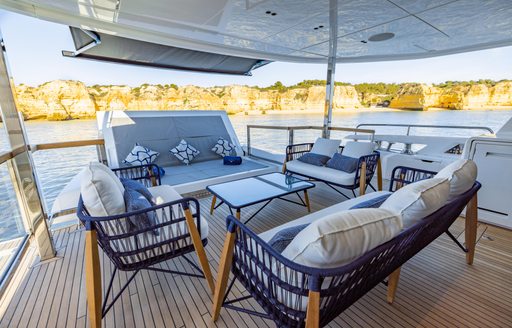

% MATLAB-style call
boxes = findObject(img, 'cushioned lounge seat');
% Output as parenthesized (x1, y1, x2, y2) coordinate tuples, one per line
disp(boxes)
(285, 159, 356, 186)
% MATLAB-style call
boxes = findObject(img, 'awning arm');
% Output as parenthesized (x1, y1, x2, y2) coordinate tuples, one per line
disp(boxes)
(61, 29, 101, 57)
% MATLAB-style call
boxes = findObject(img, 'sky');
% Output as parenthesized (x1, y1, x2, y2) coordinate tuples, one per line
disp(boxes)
(0, 11, 511, 88)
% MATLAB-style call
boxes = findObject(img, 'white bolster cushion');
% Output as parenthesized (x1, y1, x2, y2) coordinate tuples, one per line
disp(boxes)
(380, 178, 450, 229)
(434, 159, 477, 199)
(281, 208, 402, 268)
(81, 162, 126, 217)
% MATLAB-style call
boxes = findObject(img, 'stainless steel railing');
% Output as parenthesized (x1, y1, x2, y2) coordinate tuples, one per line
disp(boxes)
(246, 125, 375, 159)
(355, 123, 494, 135)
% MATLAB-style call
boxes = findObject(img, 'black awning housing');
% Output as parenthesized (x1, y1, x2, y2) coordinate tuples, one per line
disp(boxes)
(63, 27, 271, 76)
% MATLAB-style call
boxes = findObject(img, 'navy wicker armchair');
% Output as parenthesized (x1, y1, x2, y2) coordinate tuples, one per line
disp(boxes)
(78, 164, 214, 327)
(211, 166, 480, 327)
(284, 143, 382, 198)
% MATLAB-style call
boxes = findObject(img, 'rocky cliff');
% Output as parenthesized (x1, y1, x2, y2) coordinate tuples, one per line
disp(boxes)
(14, 80, 362, 120)
(390, 81, 512, 110)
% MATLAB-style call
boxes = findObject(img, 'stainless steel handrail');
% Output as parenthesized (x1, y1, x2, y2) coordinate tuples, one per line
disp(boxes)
(355, 123, 494, 135)
(246, 125, 375, 159)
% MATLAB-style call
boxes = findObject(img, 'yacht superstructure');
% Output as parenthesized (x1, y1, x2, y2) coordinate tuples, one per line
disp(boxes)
(0, 1, 511, 327)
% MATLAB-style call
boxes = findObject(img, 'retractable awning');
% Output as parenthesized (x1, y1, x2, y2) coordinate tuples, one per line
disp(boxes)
(62, 27, 270, 76)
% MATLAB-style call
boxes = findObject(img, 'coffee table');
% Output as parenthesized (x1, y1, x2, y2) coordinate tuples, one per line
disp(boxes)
(206, 173, 315, 224)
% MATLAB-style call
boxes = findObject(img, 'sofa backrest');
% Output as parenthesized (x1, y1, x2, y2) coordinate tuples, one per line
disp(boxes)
(98, 111, 242, 168)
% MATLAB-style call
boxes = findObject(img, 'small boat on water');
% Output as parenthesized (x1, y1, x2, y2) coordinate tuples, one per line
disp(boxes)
(0, 1, 511, 327)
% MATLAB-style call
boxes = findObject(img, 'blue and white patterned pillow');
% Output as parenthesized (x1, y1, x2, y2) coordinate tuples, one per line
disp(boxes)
(212, 137, 235, 157)
(170, 139, 200, 165)
(123, 143, 159, 166)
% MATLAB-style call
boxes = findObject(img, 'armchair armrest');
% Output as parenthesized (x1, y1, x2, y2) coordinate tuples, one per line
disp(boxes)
(389, 166, 437, 192)
(285, 143, 314, 162)
(112, 163, 162, 187)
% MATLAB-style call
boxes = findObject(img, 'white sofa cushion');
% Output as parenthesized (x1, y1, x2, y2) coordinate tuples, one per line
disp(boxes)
(310, 138, 341, 157)
(286, 160, 355, 185)
(259, 191, 392, 242)
(81, 162, 126, 217)
(281, 208, 402, 268)
(434, 159, 477, 199)
(342, 141, 375, 159)
(380, 178, 450, 229)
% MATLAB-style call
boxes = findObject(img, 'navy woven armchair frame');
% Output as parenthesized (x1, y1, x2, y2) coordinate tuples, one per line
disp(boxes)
(212, 178, 480, 327)
(77, 164, 214, 327)
(284, 143, 382, 199)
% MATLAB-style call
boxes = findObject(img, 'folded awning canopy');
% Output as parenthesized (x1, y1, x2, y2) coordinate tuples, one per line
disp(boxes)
(62, 27, 271, 76)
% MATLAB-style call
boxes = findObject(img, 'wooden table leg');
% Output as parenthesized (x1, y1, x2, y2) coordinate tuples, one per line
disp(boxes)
(210, 195, 217, 215)
(304, 190, 311, 212)
(465, 194, 478, 265)
(387, 267, 401, 304)
(85, 230, 102, 328)
(211, 212, 239, 322)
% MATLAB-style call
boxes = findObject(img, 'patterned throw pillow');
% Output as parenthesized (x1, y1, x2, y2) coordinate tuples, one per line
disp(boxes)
(123, 143, 159, 166)
(212, 137, 235, 157)
(268, 224, 309, 253)
(170, 139, 200, 165)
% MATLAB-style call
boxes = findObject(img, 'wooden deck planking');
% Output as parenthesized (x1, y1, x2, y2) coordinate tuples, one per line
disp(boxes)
(0, 184, 511, 328)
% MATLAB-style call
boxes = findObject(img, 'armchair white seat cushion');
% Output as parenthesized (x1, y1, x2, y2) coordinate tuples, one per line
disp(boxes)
(310, 138, 341, 157)
(81, 162, 126, 217)
(342, 141, 375, 158)
(148, 185, 208, 240)
(286, 160, 355, 185)
(259, 191, 392, 242)
(380, 178, 450, 229)
(280, 208, 402, 268)
(434, 159, 477, 199)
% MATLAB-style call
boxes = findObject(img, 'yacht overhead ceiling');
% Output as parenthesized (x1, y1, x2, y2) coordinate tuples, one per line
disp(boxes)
(1, 0, 512, 63)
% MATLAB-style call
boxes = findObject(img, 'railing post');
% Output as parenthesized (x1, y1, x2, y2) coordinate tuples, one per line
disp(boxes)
(288, 128, 294, 146)
(246, 126, 251, 157)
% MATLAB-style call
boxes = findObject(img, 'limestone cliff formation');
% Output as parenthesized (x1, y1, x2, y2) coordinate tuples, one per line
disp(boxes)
(14, 80, 362, 120)
(390, 81, 512, 110)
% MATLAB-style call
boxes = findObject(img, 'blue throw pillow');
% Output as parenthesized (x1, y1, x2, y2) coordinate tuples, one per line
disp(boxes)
(297, 153, 331, 166)
(268, 224, 309, 253)
(326, 153, 359, 173)
(124, 188, 159, 235)
(120, 178, 155, 205)
(349, 193, 391, 209)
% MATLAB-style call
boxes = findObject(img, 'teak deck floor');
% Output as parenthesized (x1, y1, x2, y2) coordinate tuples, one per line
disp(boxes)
(0, 184, 511, 328)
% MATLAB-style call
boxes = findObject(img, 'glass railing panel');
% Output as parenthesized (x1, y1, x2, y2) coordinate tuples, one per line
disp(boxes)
(0, 161, 27, 282)
(0, 122, 10, 152)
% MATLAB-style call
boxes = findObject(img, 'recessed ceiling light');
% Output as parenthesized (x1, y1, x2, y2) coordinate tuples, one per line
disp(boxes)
(368, 32, 395, 42)
(360, 40, 368, 43)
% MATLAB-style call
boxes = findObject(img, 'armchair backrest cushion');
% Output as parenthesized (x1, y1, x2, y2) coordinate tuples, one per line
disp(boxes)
(380, 177, 450, 229)
(81, 162, 126, 217)
(434, 159, 477, 200)
(310, 138, 341, 157)
(342, 141, 375, 159)
(281, 208, 402, 268)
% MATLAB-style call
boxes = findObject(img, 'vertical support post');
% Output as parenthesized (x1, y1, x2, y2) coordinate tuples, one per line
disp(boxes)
(322, 0, 338, 139)
(85, 229, 102, 328)
(246, 126, 251, 157)
(465, 194, 478, 265)
(288, 128, 294, 146)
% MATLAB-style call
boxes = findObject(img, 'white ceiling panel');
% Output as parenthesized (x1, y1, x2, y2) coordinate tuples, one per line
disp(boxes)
(389, 0, 455, 14)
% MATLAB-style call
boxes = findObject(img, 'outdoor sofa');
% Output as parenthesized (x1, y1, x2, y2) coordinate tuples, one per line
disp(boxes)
(283, 138, 381, 198)
(212, 159, 479, 327)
